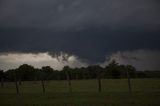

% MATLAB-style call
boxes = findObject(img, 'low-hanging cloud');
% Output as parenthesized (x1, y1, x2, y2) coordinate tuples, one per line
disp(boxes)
(0, 52, 88, 71)
(102, 50, 160, 71)
(0, 50, 160, 71)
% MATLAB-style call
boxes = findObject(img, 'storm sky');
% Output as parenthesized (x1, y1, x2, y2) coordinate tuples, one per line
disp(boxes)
(0, 0, 160, 71)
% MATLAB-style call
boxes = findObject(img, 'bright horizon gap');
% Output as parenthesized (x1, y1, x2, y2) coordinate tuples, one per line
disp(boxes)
(0, 49, 160, 71)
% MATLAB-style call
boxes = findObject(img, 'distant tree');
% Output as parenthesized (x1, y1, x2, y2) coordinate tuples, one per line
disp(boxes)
(105, 60, 121, 78)
(143, 70, 160, 78)
(136, 71, 146, 78)
(80, 67, 88, 79)
(3, 61, 160, 82)
(33, 68, 43, 83)
(17, 64, 35, 81)
(0, 70, 4, 87)
(86, 65, 100, 79)
(42, 66, 54, 80)
(74, 68, 85, 80)
(4, 69, 15, 81)
(125, 65, 136, 78)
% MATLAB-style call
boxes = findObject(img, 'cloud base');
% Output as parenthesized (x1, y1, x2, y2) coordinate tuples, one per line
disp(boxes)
(0, 50, 160, 71)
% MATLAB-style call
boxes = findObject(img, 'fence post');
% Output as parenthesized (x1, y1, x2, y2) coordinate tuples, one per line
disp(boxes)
(97, 70, 102, 93)
(65, 70, 72, 93)
(98, 76, 102, 93)
(127, 70, 132, 93)
(41, 80, 45, 93)
(19, 79, 22, 85)
(14, 72, 19, 95)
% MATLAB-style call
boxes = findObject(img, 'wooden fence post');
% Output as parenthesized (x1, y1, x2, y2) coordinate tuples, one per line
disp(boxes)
(41, 80, 45, 93)
(65, 70, 72, 93)
(98, 77, 102, 93)
(97, 70, 102, 93)
(127, 70, 132, 93)
(19, 78, 22, 85)
(14, 74, 19, 94)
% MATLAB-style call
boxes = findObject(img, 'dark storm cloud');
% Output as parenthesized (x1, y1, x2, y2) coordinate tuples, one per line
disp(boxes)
(0, 0, 160, 29)
(0, 0, 160, 63)
(0, 27, 160, 62)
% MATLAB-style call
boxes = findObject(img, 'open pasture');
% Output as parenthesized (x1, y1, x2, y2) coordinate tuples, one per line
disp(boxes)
(0, 79, 160, 106)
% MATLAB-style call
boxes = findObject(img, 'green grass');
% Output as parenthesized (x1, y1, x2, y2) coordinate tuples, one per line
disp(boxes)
(0, 79, 160, 106)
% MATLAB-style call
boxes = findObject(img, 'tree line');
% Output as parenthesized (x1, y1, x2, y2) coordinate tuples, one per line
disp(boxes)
(0, 60, 160, 82)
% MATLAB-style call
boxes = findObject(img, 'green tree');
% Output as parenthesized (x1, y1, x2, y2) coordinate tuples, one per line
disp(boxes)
(42, 66, 54, 80)
(17, 64, 35, 81)
(0, 70, 4, 87)
(105, 60, 121, 78)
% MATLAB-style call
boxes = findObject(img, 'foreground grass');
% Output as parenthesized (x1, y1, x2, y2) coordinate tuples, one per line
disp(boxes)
(0, 79, 160, 106)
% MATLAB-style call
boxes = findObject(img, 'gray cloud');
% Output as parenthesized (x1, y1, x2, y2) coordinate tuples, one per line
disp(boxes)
(0, 52, 88, 71)
(0, 0, 160, 30)
(102, 50, 160, 71)
(1, 50, 160, 71)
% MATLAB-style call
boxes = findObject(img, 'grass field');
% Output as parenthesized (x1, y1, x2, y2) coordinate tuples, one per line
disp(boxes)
(0, 79, 160, 106)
